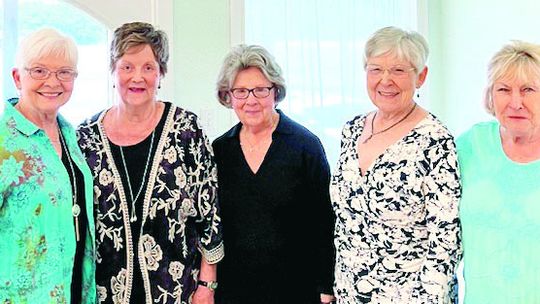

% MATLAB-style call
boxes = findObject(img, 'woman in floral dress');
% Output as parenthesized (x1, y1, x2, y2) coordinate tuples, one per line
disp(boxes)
(330, 26, 461, 304)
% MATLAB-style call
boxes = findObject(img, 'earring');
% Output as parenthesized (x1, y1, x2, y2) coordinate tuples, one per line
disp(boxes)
(113, 84, 115, 88)
(158, 84, 161, 89)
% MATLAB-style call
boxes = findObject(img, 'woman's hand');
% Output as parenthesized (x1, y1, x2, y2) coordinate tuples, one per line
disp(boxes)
(193, 258, 217, 304)
(320, 293, 336, 304)
(192, 286, 214, 304)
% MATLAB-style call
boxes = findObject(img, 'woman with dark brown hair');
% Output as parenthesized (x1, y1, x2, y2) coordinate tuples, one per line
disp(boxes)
(78, 22, 223, 304)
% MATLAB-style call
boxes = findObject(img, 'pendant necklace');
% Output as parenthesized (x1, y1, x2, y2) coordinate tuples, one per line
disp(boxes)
(363, 102, 417, 144)
(59, 129, 81, 242)
(119, 130, 155, 222)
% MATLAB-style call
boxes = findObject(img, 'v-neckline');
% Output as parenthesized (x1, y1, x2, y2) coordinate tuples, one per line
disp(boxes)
(239, 137, 276, 175)
(356, 114, 431, 177)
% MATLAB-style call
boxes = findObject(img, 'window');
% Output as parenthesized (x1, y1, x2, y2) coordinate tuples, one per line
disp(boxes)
(1, 0, 109, 124)
(244, 0, 420, 166)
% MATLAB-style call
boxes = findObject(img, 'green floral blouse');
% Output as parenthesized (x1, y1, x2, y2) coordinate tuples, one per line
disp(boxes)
(0, 99, 96, 303)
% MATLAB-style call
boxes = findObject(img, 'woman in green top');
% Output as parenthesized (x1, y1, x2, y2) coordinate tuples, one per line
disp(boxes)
(457, 40, 540, 303)
(0, 28, 96, 303)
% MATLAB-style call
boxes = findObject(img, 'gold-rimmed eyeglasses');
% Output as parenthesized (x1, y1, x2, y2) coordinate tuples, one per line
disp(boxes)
(366, 65, 415, 78)
(230, 86, 274, 99)
(25, 67, 78, 82)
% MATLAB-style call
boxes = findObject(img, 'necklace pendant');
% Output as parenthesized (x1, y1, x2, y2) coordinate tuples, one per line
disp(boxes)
(72, 204, 81, 217)
(130, 205, 138, 222)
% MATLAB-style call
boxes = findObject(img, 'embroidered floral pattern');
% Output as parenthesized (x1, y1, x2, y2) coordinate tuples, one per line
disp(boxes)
(163, 146, 177, 164)
(174, 167, 187, 189)
(331, 113, 462, 304)
(110, 269, 127, 304)
(168, 261, 185, 281)
(141, 235, 163, 271)
(98, 169, 114, 186)
(77, 103, 224, 304)
(97, 285, 107, 303)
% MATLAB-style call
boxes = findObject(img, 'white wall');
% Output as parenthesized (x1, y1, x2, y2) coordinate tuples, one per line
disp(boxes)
(173, 0, 235, 139)
(67, 0, 175, 103)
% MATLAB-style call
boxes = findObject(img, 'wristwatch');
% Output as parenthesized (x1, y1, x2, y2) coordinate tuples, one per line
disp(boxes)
(197, 280, 218, 291)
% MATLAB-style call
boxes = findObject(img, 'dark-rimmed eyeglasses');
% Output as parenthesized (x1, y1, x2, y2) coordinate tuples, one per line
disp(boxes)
(25, 67, 78, 82)
(230, 86, 274, 99)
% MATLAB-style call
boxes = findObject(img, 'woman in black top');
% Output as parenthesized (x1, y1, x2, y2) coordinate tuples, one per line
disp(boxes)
(213, 44, 336, 304)
(77, 22, 224, 304)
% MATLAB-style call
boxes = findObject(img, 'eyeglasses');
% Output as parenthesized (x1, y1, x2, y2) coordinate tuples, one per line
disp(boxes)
(366, 65, 415, 78)
(230, 86, 274, 99)
(25, 67, 78, 82)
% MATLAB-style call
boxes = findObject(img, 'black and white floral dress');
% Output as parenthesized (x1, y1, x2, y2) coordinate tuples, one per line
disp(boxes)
(330, 113, 461, 304)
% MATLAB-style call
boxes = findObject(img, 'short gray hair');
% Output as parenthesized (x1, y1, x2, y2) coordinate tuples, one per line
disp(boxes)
(216, 44, 286, 108)
(15, 28, 78, 70)
(110, 22, 169, 76)
(484, 40, 540, 115)
(364, 26, 429, 74)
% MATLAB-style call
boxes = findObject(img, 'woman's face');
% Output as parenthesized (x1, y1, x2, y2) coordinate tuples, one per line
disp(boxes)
(492, 75, 540, 138)
(12, 55, 76, 115)
(366, 52, 427, 113)
(230, 66, 277, 129)
(113, 44, 161, 107)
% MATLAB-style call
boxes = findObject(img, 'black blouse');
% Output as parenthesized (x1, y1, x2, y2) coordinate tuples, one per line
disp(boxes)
(212, 110, 335, 304)
(108, 102, 169, 303)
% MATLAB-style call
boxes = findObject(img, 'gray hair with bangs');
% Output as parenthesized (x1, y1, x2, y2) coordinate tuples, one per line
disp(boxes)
(364, 26, 429, 74)
(216, 44, 286, 108)
(15, 28, 78, 70)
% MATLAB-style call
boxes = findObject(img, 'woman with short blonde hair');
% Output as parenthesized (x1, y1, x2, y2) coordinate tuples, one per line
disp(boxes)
(458, 40, 540, 303)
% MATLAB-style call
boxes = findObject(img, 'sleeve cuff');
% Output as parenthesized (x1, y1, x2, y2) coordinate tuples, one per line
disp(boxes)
(201, 242, 224, 264)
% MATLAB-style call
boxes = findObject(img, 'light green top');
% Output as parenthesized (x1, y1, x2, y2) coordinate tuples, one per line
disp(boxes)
(457, 121, 540, 304)
(0, 99, 96, 303)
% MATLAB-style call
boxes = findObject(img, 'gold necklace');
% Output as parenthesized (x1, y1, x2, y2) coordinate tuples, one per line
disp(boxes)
(363, 103, 417, 144)
(240, 115, 279, 153)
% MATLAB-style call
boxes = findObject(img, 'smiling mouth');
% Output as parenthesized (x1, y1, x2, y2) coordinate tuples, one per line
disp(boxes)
(38, 92, 62, 97)
(129, 88, 146, 93)
(378, 91, 399, 97)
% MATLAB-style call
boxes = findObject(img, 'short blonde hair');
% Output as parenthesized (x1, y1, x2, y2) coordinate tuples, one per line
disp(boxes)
(484, 40, 540, 115)
(364, 26, 429, 74)
(15, 28, 78, 70)
(216, 44, 286, 108)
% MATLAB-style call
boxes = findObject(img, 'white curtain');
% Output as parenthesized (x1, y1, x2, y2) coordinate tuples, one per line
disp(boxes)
(245, 0, 419, 166)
